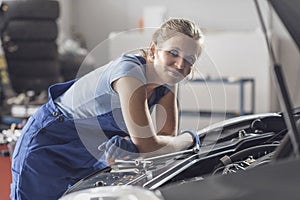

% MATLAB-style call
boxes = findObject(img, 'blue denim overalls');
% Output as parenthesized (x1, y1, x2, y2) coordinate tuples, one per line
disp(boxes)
(10, 79, 171, 200)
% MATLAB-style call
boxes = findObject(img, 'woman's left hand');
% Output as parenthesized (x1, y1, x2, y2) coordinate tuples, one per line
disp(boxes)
(98, 135, 139, 164)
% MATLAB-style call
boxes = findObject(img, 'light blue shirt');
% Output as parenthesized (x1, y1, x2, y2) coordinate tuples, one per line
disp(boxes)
(55, 54, 147, 120)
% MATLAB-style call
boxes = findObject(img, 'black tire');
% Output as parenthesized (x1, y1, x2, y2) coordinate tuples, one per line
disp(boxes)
(60, 54, 86, 81)
(4, 20, 58, 41)
(1, 1, 61, 95)
(10, 76, 61, 94)
(6, 60, 60, 77)
(3, 41, 58, 60)
(61, 68, 79, 81)
(3, 0, 59, 20)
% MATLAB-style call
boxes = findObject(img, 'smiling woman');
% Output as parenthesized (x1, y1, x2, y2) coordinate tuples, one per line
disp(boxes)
(148, 34, 201, 84)
(10, 18, 205, 200)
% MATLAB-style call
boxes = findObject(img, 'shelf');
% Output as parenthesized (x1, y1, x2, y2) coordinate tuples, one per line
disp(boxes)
(179, 77, 255, 118)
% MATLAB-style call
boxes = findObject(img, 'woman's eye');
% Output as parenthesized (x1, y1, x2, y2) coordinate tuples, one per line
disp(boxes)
(185, 57, 195, 65)
(168, 49, 180, 57)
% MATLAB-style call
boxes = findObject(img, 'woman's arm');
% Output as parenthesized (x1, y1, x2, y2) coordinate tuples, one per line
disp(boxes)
(155, 85, 178, 137)
(113, 77, 193, 157)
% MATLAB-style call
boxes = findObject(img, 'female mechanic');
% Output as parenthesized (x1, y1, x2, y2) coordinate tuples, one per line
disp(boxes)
(10, 18, 204, 200)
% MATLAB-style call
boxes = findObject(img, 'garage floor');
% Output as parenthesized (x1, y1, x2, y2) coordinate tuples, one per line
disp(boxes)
(0, 145, 12, 200)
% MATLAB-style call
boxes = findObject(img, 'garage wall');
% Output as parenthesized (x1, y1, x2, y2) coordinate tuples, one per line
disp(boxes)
(58, 0, 268, 61)
(57, 0, 300, 113)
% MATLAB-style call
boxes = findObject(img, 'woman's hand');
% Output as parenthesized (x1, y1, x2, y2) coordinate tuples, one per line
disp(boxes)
(98, 135, 139, 165)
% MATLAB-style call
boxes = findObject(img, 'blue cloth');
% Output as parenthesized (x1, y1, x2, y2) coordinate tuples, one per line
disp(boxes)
(10, 80, 108, 200)
(99, 135, 139, 160)
(10, 54, 172, 200)
(180, 129, 201, 150)
(54, 54, 148, 120)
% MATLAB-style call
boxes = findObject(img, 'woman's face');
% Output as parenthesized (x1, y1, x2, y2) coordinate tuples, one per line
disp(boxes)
(151, 34, 201, 85)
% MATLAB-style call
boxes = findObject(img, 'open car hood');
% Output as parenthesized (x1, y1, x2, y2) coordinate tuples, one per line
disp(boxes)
(269, 0, 300, 51)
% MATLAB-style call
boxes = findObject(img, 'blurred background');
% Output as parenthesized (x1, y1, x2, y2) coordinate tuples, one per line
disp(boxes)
(0, 0, 300, 199)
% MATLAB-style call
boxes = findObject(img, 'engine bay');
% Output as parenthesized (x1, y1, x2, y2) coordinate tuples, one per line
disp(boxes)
(63, 111, 294, 196)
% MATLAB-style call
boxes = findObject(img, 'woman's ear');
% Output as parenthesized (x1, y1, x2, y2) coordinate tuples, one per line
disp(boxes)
(149, 42, 156, 62)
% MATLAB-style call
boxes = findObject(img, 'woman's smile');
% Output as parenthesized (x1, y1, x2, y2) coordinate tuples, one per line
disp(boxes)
(165, 66, 182, 78)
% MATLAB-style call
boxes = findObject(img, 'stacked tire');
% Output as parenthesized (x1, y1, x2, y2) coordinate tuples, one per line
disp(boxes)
(0, 0, 62, 95)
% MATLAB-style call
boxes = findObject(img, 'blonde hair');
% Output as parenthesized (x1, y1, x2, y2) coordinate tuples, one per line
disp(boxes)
(153, 18, 204, 44)
(141, 18, 204, 59)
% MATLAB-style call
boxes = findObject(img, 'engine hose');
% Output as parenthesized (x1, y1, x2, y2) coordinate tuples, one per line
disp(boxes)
(214, 144, 279, 170)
